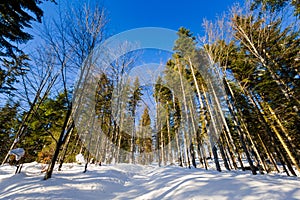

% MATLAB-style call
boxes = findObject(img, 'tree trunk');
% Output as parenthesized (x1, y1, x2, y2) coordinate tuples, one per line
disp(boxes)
(58, 123, 74, 171)
(222, 128, 238, 170)
(218, 140, 230, 171)
(240, 133, 257, 175)
(200, 82, 221, 171)
(212, 145, 221, 172)
(248, 90, 299, 176)
(44, 104, 73, 180)
(166, 109, 173, 164)
(177, 58, 192, 168)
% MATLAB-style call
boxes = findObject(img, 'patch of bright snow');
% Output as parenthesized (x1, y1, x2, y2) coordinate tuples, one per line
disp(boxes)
(0, 163, 299, 200)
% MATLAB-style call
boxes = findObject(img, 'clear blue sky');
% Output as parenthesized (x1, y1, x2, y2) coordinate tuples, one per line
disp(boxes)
(40, 0, 243, 36)
(104, 0, 243, 35)
(31, 0, 244, 66)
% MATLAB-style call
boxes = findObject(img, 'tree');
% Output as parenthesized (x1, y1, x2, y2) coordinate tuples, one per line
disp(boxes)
(137, 107, 152, 164)
(1, 45, 60, 166)
(173, 27, 226, 170)
(229, 4, 300, 174)
(201, 18, 260, 174)
(200, 1, 300, 175)
(94, 73, 114, 162)
(0, 101, 19, 161)
(0, 0, 55, 93)
(43, 3, 107, 179)
(251, 0, 300, 16)
(128, 77, 143, 163)
(21, 92, 68, 163)
(154, 75, 177, 166)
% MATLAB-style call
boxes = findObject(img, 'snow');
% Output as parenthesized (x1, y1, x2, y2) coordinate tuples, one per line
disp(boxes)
(0, 162, 299, 200)
(8, 148, 25, 161)
(75, 154, 85, 164)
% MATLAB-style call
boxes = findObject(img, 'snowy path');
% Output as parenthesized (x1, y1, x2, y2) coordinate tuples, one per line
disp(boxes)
(0, 163, 299, 200)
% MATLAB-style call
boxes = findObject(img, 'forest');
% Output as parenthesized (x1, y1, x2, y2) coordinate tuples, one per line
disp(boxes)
(0, 0, 299, 181)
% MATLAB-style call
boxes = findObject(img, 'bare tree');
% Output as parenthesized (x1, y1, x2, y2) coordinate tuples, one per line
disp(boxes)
(42, 3, 107, 179)
(1, 46, 60, 165)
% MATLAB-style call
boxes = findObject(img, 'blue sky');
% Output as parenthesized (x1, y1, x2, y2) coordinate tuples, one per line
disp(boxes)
(40, 0, 243, 36)
(105, 0, 242, 35)
(33, 0, 244, 64)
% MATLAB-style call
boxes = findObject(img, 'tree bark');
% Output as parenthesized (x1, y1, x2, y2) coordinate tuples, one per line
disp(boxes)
(44, 104, 73, 180)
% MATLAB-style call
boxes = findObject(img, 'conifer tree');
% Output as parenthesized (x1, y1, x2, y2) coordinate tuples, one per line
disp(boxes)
(138, 107, 152, 164)
(0, 101, 19, 161)
(128, 77, 143, 163)
(0, 0, 55, 93)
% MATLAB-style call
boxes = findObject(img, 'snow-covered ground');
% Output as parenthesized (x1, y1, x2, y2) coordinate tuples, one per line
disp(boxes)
(0, 162, 299, 200)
